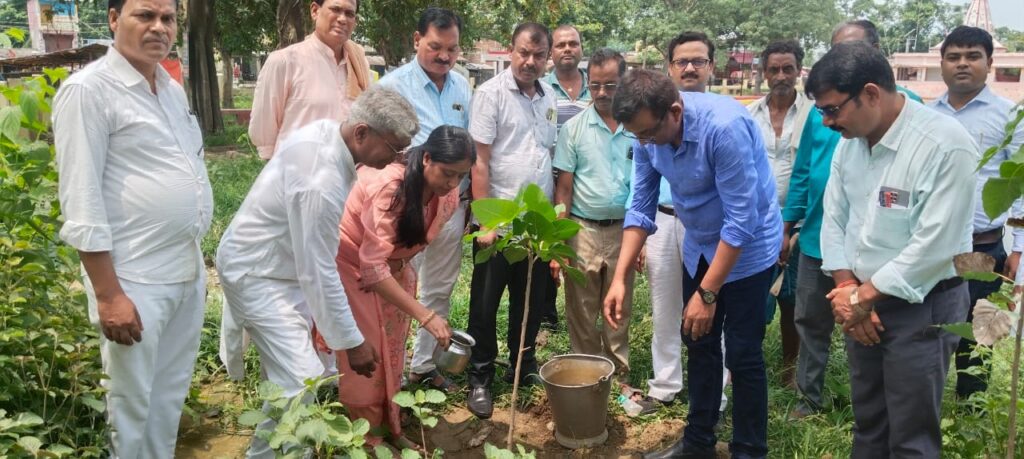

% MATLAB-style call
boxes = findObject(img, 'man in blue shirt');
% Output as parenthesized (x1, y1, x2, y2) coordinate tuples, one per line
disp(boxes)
(378, 7, 471, 393)
(929, 25, 1024, 401)
(605, 69, 781, 459)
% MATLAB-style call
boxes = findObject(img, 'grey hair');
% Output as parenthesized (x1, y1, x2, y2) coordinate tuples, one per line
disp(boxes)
(347, 86, 419, 143)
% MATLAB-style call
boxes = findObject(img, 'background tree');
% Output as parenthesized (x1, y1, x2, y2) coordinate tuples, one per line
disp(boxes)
(186, 0, 223, 133)
(995, 26, 1024, 52)
(215, 0, 276, 108)
(275, 0, 307, 47)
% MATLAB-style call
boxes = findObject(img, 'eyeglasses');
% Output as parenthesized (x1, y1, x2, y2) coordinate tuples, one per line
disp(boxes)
(587, 82, 618, 93)
(670, 58, 711, 70)
(815, 93, 858, 118)
(372, 128, 408, 160)
(625, 113, 667, 144)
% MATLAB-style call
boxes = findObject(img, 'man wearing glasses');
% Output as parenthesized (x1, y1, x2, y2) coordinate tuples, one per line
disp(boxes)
(811, 41, 974, 458)
(248, 0, 373, 160)
(782, 19, 923, 420)
(552, 48, 635, 381)
(605, 69, 780, 459)
(745, 39, 811, 393)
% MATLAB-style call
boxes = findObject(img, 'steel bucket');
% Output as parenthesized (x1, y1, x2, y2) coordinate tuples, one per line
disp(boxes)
(539, 354, 614, 449)
(432, 330, 475, 374)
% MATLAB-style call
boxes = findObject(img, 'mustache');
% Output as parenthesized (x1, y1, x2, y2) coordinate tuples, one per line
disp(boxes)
(682, 72, 700, 79)
(434, 59, 451, 66)
(828, 125, 844, 133)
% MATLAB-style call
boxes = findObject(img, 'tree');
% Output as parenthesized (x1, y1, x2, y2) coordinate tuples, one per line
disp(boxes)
(215, 0, 275, 108)
(186, 0, 223, 133)
(275, 0, 307, 48)
(356, 0, 479, 66)
(845, 0, 963, 56)
(995, 26, 1024, 52)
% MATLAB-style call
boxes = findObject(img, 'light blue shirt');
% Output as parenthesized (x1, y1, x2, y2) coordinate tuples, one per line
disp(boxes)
(929, 85, 1024, 250)
(625, 91, 782, 282)
(378, 60, 471, 146)
(553, 106, 632, 220)
(821, 98, 977, 303)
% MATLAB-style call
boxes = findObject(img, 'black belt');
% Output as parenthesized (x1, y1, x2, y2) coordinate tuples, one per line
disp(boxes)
(972, 227, 1003, 245)
(657, 205, 675, 216)
(930, 277, 964, 296)
(571, 213, 624, 227)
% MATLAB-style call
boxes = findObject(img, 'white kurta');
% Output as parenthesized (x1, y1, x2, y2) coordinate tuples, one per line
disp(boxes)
(53, 46, 212, 459)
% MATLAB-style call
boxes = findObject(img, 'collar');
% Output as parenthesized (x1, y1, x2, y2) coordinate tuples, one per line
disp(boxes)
(752, 90, 805, 116)
(306, 34, 348, 66)
(411, 60, 449, 93)
(502, 69, 545, 98)
(106, 45, 168, 89)
(936, 85, 995, 112)
(544, 69, 589, 99)
(873, 94, 913, 155)
(585, 105, 624, 135)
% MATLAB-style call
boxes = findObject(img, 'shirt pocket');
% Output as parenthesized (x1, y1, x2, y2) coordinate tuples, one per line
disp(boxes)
(864, 206, 912, 251)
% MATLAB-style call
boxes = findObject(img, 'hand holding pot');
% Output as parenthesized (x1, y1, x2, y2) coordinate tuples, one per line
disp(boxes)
(423, 313, 452, 350)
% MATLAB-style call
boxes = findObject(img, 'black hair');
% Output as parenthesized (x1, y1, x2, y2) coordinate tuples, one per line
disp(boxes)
(833, 19, 880, 46)
(588, 48, 626, 76)
(417, 6, 463, 35)
(390, 126, 476, 248)
(941, 25, 994, 58)
(805, 41, 895, 100)
(312, 0, 359, 13)
(667, 31, 715, 63)
(760, 40, 804, 70)
(512, 22, 552, 49)
(612, 69, 679, 124)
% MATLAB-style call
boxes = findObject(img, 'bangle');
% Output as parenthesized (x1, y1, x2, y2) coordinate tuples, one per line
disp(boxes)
(836, 279, 859, 289)
(420, 310, 437, 325)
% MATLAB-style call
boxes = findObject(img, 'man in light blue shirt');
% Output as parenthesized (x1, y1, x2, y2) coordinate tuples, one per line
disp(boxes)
(928, 25, 1024, 401)
(605, 69, 780, 459)
(811, 42, 975, 458)
(552, 48, 633, 378)
(378, 7, 471, 392)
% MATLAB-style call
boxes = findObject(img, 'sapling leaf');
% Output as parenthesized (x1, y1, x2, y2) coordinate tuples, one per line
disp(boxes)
(550, 218, 582, 240)
(474, 244, 497, 264)
(422, 416, 438, 428)
(522, 184, 556, 220)
(238, 410, 270, 426)
(972, 299, 1014, 346)
(982, 177, 1020, 220)
(503, 245, 529, 264)
(563, 265, 586, 286)
(393, 392, 416, 408)
(349, 448, 369, 459)
(375, 445, 396, 459)
(960, 271, 1002, 282)
(424, 389, 446, 404)
(522, 211, 553, 239)
(352, 418, 371, 436)
(402, 448, 422, 459)
(472, 199, 520, 228)
(954, 252, 998, 277)
(415, 389, 426, 404)
(936, 322, 975, 341)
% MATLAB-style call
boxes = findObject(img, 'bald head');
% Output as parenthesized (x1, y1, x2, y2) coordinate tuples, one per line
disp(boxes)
(831, 20, 880, 48)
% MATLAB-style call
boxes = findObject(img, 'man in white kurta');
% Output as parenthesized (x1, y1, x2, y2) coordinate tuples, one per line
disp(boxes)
(53, 1, 210, 457)
(216, 86, 418, 458)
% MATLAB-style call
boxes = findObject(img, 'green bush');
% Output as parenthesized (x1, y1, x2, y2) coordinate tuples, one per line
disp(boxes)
(0, 66, 108, 457)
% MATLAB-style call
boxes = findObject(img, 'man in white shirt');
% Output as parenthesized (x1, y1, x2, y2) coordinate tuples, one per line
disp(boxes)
(53, 0, 211, 457)
(216, 86, 417, 458)
(811, 41, 975, 458)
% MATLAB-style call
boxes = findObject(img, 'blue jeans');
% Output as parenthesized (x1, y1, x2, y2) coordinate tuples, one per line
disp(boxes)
(681, 257, 772, 459)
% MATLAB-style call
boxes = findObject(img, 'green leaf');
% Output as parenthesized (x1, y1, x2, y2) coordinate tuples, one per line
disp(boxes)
(80, 396, 106, 413)
(351, 418, 371, 436)
(936, 322, 974, 341)
(999, 160, 1024, 178)
(422, 416, 438, 428)
(375, 445, 396, 459)
(563, 265, 587, 286)
(549, 218, 582, 241)
(423, 389, 446, 404)
(238, 410, 269, 426)
(415, 389, 426, 404)
(402, 448, 423, 459)
(471, 198, 520, 229)
(0, 106, 22, 142)
(521, 184, 556, 220)
(474, 244, 497, 264)
(522, 211, 553, 240)
(20, 94, 39, 126)
(6, 28, 26, 42)
(960, 271, 1001, 282)
(17, 436, 41, 454)
(295, 419, 330, 445)
(0, 33, 11, 49)
(502, 245, 529, 264)
(981, 177, 1021, 220)
(393, 391, 416, 408)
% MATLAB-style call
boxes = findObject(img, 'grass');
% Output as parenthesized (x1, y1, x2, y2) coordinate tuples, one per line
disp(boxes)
(192, 155, 1024, 457)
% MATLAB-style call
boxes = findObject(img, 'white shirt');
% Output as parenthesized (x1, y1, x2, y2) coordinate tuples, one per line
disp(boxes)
(216, 120, 363, 350)
(821, 98, 977, 303)
(53, 46, 212, 284)
(747, 92, 810, 207)
(469, 69, 558, 199)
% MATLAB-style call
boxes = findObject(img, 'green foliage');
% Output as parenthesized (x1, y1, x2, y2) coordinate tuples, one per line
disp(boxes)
(995, 27, 1024, 53)
(0, 51, 107, 456)
(238, 377, 374, 457)
(483, 442, 536, 459)
(391, 389, 446, 458)
(215, 0, 277, 56)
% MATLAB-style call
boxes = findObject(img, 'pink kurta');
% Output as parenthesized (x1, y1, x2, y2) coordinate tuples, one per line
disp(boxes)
(335, 163, 459, 440)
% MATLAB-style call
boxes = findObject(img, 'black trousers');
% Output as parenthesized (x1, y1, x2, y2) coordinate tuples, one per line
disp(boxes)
(466, 239, 551, 387)
(958, 241, 1006, 398)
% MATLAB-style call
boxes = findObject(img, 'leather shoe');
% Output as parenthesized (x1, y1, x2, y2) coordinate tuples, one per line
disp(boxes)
(643, 439, 715, 459)
(467, 386, 493, 419)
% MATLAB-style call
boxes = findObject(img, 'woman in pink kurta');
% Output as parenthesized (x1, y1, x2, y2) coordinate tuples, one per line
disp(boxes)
(334, 126, 475, 449)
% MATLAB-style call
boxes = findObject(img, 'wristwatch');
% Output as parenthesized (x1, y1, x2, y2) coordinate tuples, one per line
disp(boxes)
(697, 285, 718, 305)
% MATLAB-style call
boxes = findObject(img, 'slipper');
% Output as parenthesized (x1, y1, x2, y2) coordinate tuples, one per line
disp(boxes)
(407, 369, 458, 393)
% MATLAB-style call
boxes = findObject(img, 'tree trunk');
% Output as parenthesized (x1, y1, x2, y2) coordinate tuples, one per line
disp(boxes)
(1007, 298, 1023, 459)
(507, 254, 536, 449)
(187, 0, 224, 134)
(276, 0, 307, 48)
(221, 47, 234, 109)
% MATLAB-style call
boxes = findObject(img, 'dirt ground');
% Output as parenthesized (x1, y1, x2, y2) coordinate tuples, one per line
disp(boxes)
(174, 382, 731, 458)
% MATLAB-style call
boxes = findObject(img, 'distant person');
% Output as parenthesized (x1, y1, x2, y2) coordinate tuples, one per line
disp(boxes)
(52, 0, 211, 456)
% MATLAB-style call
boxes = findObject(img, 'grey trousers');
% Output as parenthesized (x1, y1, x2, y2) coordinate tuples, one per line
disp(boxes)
(793, 254, 836, 409)
(847, 281, 968, 459)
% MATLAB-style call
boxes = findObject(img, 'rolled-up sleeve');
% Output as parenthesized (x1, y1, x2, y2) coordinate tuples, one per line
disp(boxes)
(623, 142, 659, 235)
(712, 119, 763, 248)
(871, 147, 977, 303)
(53, 83, 113, 252)
(820, 147, 852, 273)
(249, 53, 288, 159)
(285, 187, 364, 350)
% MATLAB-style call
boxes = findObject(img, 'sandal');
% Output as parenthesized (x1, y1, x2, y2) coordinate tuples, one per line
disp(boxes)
(407, 369, 458, 393)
